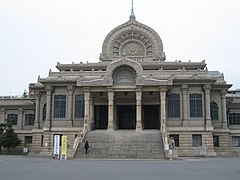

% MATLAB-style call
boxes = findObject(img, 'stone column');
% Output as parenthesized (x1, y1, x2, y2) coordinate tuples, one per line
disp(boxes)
(181, 85, 188, 127)
(107, 89, 114, 131)
(136, 89, 142, 131)
(18, 108, 24, 130)
(204, 85, 213, 129)
(34, 95, 40, 128)
(45, 87, 52, 128)
(160, 88, 167, 130)
(67, 86, 74, 126)
(221, 90, 228, 129)
(0, 108, 6, 124)
(84, 89, 90, 128)
(89, 94, 94, 130)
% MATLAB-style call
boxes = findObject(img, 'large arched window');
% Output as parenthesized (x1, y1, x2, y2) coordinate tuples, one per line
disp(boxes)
(113, 65, 136, 86)
(210, 102, 219, 120)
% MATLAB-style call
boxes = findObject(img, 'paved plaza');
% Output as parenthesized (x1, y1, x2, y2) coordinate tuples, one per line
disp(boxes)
(0, 155, 240, 180)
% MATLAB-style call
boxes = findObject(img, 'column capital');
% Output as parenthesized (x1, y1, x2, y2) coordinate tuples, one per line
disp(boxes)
(107, 87, 114, 92)
(181, 84, 188, 91)
(18, 108, 24, 114)
(1, 108, 6, 114)
(108, 90, 114, 101)
(159, 86, 167, 92)
(136, 90, 142, 101)
(220, 89, 227, 96)
(46, 85, 53, 91)
(203, 84, 211, 90)
(67, 86, 75, 94)
(83, 87, 90, 92)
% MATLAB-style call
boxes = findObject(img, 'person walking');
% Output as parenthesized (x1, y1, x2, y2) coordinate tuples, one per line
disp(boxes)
(84, 141, 89, 154)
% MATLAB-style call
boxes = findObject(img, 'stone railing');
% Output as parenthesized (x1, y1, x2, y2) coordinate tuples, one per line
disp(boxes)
(70, 123, 88, 158)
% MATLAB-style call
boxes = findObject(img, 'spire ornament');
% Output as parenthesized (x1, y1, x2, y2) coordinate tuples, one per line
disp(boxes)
(129, 0, 136, 20)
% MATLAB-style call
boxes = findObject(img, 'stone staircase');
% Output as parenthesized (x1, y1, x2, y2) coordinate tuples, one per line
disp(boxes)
(74, 130, 165, 159)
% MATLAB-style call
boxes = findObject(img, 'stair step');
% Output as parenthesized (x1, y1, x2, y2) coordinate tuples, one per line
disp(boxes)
(75, 130, 165, 159)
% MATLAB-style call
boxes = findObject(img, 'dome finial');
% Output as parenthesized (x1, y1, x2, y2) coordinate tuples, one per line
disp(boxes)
(130, 0, 136, 20)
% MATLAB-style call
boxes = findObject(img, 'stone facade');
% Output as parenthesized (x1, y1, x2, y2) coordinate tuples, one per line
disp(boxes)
(0, 11, 240, 157)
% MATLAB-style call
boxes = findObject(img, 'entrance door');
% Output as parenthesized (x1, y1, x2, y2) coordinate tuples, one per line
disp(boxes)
(144, 105, 160, 129)
(94, 105, 108, 129)
(117, 105, 136, 129)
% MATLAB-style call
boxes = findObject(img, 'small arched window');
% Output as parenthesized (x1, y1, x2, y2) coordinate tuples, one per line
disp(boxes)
(210, 102, 219, 120)
(112, 65, 136, 86)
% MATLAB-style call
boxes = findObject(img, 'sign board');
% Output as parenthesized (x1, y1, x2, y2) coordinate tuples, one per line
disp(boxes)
(54, 135, 60, 155)
(61, 136, 68, 156)
(23, 148, 28, 153)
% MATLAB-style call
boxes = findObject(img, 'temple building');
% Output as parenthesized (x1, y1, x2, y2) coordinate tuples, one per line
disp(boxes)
(0, 3, 240, 158)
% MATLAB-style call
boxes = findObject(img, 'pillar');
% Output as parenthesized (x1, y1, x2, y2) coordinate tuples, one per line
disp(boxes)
(18, 108, 24, 130)
(221, 90, 228, 129)
(89, 94, 94, 130)
(107, 89, 114, 131)
(204, 85, 213, 129)
(34, 95, 40, 128)
(136, 90, 142, 131)
(160, 88, 167, 131)
(181, 85, 188, 127)
(44, 87, 52, 128)
(67, 86, 74, 126)
(84, 89, 90, 128)
(0, 108, 6, 124)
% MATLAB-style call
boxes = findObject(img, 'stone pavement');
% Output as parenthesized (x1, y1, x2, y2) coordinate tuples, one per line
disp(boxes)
(0, 155, 240, 180)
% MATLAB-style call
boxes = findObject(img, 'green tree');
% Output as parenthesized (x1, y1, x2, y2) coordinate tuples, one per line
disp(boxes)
(0, 119, 21, 154)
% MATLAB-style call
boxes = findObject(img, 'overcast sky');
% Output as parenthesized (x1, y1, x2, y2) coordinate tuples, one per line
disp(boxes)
(0, 0, 240, 96)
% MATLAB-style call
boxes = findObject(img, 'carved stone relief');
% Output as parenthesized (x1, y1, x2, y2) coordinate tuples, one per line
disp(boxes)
(120, 41, 145, 56)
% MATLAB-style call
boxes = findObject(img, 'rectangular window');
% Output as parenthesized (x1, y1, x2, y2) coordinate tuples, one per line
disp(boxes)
(232, 136, 240, 147)
(41, 135, 44, 147)
(25, 136, 32, 146)
(25, 114, 35, 125)
(54, 95, 66, 118)
(7, 114, 18, 125)
(170, 134, 179, 147)
(167, 94, 180, 118)
(190, 94, 203, 118)
(229, 113, 240, 125)
(192, 134, 202, 147)
(213, 136, 220, 147)
(42, 104, 46, 121)
(75, 95, 84, 118)
(210, 102, 219, 120)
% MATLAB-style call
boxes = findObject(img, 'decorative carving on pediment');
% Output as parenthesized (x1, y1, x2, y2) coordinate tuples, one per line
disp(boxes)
(112, 31, 153, 57)
(120, 41, 145, 56)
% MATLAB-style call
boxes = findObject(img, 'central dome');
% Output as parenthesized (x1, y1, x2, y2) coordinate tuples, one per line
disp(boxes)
(100, 18, 166, 62)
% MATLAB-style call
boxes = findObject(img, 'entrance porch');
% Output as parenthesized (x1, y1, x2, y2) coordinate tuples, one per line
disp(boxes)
(84, 90, 167, 131)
